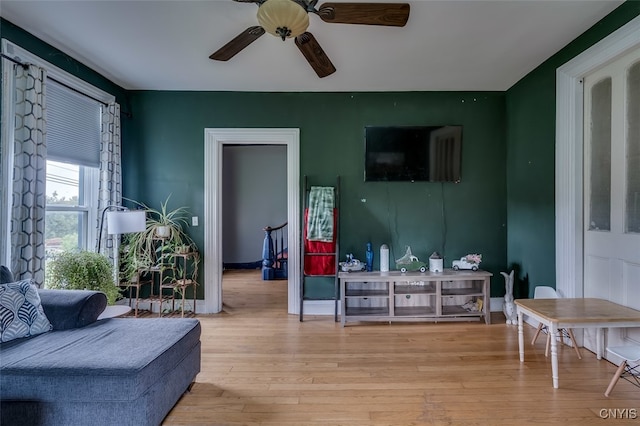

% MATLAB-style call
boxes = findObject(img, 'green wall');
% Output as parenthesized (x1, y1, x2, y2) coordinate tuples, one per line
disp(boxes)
(505, 1, 640, 296)
(127, 91, 507, 298)
(1, 16, 507, 301)
(5, 0, 639, 303)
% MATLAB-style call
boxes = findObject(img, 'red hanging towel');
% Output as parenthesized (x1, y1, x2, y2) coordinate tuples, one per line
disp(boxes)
(304, 208, 337, 275)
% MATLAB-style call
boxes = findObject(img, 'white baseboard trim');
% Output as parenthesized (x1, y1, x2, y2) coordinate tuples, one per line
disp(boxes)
(124, 298, 198, 315)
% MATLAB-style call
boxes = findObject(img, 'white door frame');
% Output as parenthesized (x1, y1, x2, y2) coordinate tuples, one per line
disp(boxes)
(203, 128, 300, 314)
(555, 16, 640, 300)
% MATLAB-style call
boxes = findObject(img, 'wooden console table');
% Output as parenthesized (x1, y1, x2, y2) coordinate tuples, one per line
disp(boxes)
(339, 269, 492, 326)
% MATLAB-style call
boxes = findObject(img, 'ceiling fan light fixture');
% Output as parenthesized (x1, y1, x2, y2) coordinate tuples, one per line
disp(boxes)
(257, 0, 309, 41)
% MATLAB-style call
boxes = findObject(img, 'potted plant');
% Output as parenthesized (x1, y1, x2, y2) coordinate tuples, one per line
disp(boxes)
(46, 250, 121, 305)
(118, 195, 197, 284)
(144, 195, 190, 239)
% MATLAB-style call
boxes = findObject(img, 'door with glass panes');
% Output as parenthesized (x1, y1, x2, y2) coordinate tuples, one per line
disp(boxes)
(583, 47, 640, 355)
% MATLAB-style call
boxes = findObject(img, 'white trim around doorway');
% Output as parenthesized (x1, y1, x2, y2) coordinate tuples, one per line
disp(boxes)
(203, 128, 300, 314)
(555, 16, 640, 299)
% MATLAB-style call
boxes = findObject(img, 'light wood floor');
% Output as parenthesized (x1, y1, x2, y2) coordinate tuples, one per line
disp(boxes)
(163, 270, 638, 425)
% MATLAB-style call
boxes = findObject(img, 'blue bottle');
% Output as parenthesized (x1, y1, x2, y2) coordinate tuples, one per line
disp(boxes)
(365, 242, 374, 272)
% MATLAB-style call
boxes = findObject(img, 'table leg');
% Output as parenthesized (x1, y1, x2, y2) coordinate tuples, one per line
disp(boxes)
(484, 278, 491, 324)
(550, 323, 559, 389)
(597, 328, 603, 360)
(518, 310, 525, 362)
(340, 279, 346, 327)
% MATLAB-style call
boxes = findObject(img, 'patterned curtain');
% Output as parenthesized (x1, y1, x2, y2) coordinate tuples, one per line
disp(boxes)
(96, 102, 122, 264)
(10, 65, 48, 286)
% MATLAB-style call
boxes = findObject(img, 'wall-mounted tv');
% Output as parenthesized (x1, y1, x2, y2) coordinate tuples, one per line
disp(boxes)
(364, 126, 462, 182)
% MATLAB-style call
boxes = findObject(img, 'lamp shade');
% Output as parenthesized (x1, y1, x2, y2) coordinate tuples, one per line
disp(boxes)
(257, 0, 309, 40)
(106, 210, 146, 235)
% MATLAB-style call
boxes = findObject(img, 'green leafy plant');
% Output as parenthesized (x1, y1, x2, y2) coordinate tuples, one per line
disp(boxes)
(119, 195, 197, 284)
(46, 250, 121, 305)
(118, 236, 154, 284)
(144, 196, 191, 240)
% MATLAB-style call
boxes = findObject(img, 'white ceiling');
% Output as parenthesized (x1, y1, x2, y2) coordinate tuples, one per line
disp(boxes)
(0, 0, 624, 92)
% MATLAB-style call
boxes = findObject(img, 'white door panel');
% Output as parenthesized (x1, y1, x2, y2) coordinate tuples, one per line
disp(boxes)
(584, 255, 611, 299)
(623, 262, 640, 310)
(623, 261, 640, 344)
(584, 47, 640, 354)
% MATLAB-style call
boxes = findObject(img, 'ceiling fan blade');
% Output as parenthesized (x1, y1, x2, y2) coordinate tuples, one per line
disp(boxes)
(294, 32, 336, 78)
(210, 26, 265, 61)
(318, 3, 410, 27)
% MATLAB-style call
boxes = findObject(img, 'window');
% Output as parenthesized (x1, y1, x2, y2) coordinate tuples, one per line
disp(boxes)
(45, 160, 98, 255)
(626, 60, 640, 233)
(1, 40, 115, 273)
(45, 79, 102, 255)
(588, 77, 612, 231)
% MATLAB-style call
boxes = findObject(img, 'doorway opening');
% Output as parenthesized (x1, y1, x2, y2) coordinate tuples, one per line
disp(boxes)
(203, 129, 300, 314)
(221, 144, 288, 312)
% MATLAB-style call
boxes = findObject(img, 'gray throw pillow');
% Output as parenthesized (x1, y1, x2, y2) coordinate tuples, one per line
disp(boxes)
(37, 289, 107, 330)
(0, 279, 53, 342)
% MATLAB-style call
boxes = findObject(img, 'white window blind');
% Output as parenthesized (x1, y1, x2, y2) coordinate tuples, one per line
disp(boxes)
(46, 80, 102, 168)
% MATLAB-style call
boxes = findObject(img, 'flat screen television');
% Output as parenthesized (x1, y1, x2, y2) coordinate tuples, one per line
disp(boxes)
(364, 125, 462, 182)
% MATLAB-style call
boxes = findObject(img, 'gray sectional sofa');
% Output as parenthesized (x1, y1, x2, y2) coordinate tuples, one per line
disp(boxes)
(0, 269, 201, 426)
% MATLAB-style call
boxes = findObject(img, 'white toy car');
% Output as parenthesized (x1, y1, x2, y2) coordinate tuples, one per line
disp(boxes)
(339, 255, 366, 272)
(452, 254, 482, 271)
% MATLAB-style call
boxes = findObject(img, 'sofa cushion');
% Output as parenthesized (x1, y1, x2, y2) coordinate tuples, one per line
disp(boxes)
(0, 318, 201, 402)
(0, 280, 52, 342)
(38, 289, 107, 330)
(0, 266, 13, 284)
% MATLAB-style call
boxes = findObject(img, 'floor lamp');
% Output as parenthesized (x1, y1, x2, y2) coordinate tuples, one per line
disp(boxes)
(97, 206, 146, 282)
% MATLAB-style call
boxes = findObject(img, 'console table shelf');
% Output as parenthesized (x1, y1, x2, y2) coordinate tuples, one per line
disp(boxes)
(339, 269, 492, 326)
(345, 289, 389, 297)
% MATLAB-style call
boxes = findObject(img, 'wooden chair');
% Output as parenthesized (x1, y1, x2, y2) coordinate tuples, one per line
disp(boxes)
(530, 286, 582, 359)
(605, 345, 640, 396)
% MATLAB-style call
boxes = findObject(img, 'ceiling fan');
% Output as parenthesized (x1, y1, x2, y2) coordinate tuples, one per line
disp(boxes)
(210, 0, 410, 78)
